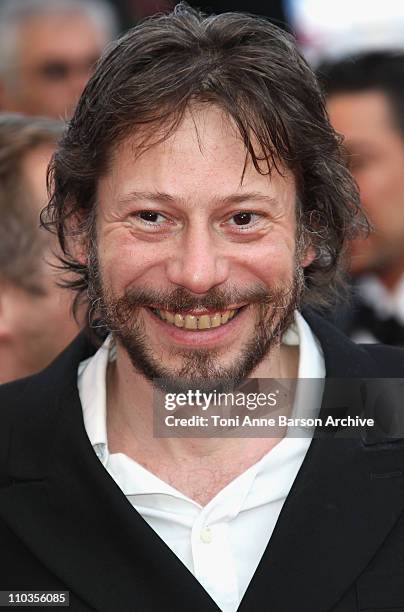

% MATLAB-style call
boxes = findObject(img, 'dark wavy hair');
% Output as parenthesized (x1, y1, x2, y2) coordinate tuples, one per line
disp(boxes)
(317, 50, 404, 133)
(43, 2, 365, 325)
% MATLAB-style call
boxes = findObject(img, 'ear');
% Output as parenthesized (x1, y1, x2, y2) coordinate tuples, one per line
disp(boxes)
(300, 245, 316, 269)
(63, 211, 93, 266)
(64, 235, 89, 269)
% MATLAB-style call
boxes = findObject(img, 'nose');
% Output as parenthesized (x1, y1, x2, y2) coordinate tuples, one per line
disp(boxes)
(69, 69, 90, 99)
(166, 224, 230, 294)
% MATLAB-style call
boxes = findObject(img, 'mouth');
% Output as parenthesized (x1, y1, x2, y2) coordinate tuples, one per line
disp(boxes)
(149, 306, 245, 331)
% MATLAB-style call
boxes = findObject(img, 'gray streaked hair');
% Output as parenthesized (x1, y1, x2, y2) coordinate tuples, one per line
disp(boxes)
(0, 0, 119, 83)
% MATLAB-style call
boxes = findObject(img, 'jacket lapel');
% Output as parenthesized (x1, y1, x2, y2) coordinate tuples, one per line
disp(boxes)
(239, 312, 404, 611)
(239, 434, 404, 611)
(2, 317, 404, 612)
(0, 335, 220, 612)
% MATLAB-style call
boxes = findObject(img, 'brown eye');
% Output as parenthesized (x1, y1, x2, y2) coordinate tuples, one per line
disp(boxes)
(39, 62, 70, 81)
(139, 211, 159, 222)
(233, 212, 252, 225)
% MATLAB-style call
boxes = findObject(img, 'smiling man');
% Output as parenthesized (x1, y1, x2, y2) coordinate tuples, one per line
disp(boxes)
(2, 5, 404, 612)
(93, 106, 307, 392)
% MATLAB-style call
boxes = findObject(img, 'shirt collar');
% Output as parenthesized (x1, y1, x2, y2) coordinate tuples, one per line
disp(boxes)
(78, 335, 113, 463)
(78, 311, 324, 460)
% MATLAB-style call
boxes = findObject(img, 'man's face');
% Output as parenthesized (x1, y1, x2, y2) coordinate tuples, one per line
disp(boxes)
(94, 105, 312, 389)
(1, 13, 107, 119)
(327, 90, 404, 277)
(4, 144, 80, 380)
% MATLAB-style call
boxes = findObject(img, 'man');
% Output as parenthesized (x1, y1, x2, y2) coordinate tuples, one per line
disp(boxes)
(319, 52, 404, 344)
(0, 114, 81, 383)
(2, 6, 404, 612)
(0, 0, 118, 119)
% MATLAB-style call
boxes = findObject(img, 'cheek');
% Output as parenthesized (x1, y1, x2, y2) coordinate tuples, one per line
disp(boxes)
(357, 161, 401, 210)
(99, 237, 165, 292)
(360, 175, 404, 230)
(235, 239, 296, 285)
(99, 224, 298, 292)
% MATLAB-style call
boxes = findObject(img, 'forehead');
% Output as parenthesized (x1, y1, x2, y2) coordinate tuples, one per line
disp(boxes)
(100, 104, 296, 210)
(327, 90, 397, 138)
(16, 12, 106, 63)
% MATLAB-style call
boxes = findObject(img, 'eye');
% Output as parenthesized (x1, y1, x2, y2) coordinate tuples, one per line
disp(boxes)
(135, 210, 168, 225)
(227, 211, 262, 228)
(39, 62, 70, 81)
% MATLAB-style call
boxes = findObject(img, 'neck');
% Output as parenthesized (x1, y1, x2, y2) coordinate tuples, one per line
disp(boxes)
(375, 258, 404, 292)
(106, 340, 299, 504)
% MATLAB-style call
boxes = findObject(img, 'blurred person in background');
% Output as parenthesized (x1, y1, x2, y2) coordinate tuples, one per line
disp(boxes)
(319, 51, 404, 344)
(0, 114, 81, 384)
(0, 0, 118, 119)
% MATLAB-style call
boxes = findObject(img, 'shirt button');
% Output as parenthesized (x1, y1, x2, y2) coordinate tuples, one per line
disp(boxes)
(200, 527, 212, 544)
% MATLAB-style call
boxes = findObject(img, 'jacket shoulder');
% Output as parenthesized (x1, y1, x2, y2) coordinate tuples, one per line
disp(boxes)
(359, 343, 404, 376)
(0, 332, 98, 474)
(303, 309, 404, 377)
(0, 376, 42, 482)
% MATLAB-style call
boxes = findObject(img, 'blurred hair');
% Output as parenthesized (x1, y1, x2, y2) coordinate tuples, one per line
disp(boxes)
(43, 3, 365, 328)
(0, 113, 63, 292)
(317, 51, 404, 133)
(0, 0, 119, 84)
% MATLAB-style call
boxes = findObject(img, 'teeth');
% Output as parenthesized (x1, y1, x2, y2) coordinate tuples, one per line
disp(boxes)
(156, 308, 238, 330)
(184, 315, 197, 330)
(211, 314, 221, 328)
(221, 312, 230, 324)
(165, 311, 174, 323)
(174, 314, 184, 327)
(198, 315, 211, 330)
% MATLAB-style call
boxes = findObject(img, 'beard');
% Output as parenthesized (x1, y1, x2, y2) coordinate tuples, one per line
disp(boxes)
(87, 243, 305, 393)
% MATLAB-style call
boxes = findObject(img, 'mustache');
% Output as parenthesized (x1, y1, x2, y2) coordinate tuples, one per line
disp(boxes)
(118, 282, 296, 313)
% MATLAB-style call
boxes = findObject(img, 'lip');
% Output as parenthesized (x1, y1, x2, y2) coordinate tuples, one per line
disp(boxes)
(143, 305, 250, 348)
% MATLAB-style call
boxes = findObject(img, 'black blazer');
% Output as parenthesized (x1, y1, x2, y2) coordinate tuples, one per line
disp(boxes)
(2, 312, 404, 612)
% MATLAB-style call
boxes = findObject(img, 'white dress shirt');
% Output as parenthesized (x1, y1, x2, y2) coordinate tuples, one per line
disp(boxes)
(78, 311, 325, 612)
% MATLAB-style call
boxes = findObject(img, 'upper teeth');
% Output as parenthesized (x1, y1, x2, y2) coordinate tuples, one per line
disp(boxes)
(157, 309, 237, 330)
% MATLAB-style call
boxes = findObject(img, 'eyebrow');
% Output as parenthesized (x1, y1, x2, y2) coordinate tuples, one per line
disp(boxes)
(117, 190, 278, 208)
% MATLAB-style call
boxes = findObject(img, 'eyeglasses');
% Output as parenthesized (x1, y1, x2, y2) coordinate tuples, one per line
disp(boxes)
(36, 57, 100, 82)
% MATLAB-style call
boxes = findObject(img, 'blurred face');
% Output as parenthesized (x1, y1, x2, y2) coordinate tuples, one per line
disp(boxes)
(93, 105, 312, 390)
(1, 13, 107, 118)
(327, 90, 404, 278)
(3, 144, 80, 380)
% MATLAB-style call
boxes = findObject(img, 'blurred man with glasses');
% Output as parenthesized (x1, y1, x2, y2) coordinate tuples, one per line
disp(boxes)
(0, 0, 118, 119)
